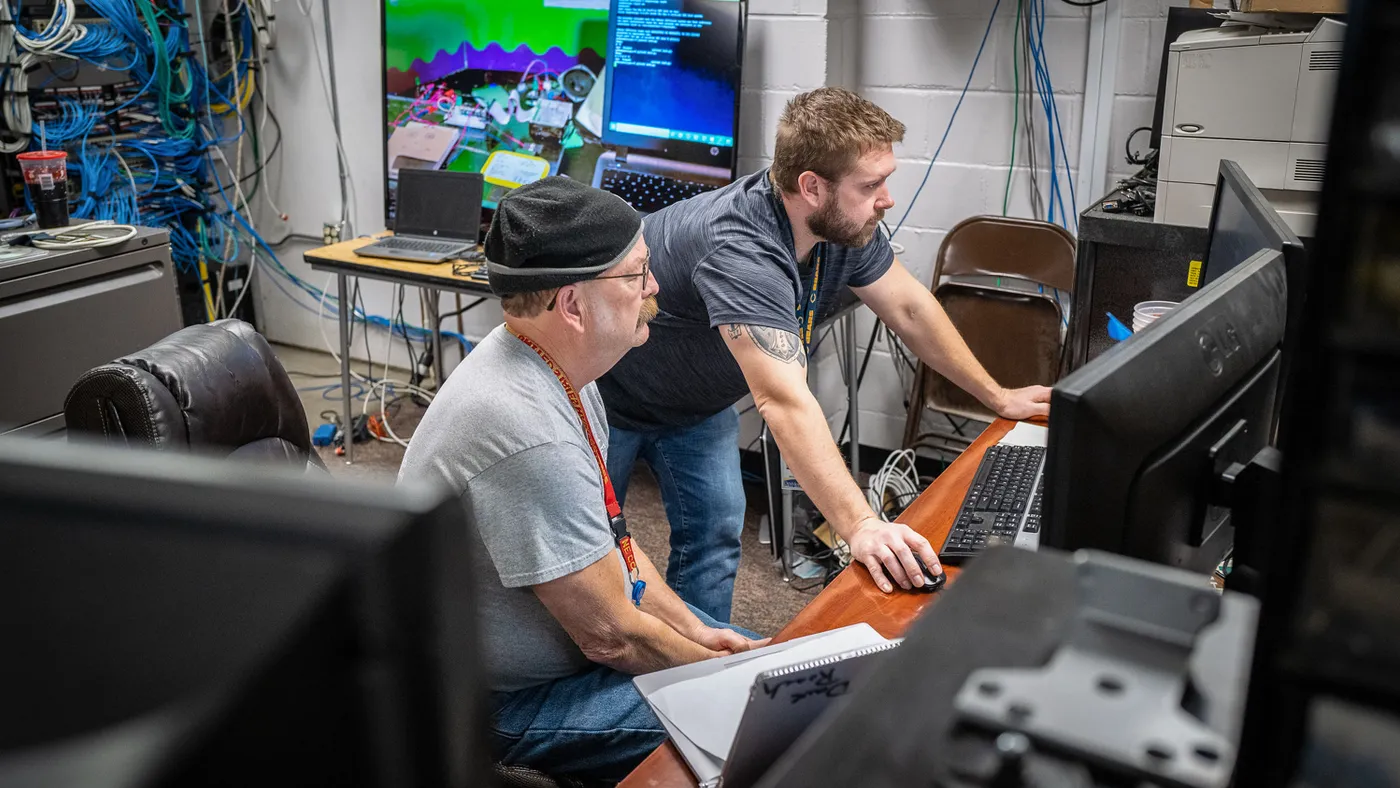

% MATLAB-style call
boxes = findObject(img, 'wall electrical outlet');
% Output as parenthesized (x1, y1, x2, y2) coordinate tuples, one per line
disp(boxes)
(322, 222, 342, 245)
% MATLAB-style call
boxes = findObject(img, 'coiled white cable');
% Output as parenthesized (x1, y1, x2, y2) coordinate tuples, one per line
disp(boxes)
(5, 219, 139, 249)
(866, 449, 922, 521)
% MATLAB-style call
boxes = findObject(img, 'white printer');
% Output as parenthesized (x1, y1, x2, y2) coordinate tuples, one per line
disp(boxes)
(1154, 18, 1345, 237)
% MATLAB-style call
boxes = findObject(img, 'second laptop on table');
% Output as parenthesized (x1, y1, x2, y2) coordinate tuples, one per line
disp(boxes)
(355, 169, 484, 264)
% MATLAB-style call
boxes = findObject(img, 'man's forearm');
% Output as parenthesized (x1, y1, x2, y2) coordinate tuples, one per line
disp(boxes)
(634, 543, 709, 642)
(603, 611, 722, 675)
(758, 392, 876, 542)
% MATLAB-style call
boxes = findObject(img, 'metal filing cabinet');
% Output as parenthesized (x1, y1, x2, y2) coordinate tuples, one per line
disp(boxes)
(0, 227, 182, 436)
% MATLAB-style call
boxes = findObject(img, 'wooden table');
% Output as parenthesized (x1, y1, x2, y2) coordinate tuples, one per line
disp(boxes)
(304, 236, 496, 464)
(619, 417, 1023, 788)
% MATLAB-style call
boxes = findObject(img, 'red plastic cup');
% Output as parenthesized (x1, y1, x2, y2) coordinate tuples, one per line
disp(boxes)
(17, 150, 69, 229)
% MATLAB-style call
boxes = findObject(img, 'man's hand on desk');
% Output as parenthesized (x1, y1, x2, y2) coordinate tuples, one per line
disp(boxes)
(990, 385, 1053, 421)
(692, 625, 771, 655)
(846, 517, 941, 593)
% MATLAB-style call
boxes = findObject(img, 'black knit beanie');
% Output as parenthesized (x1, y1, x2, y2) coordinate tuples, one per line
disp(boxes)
(485, 177, 643, 296)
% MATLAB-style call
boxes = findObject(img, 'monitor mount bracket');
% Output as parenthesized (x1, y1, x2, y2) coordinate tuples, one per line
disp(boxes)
(952, 550, 1242, 788)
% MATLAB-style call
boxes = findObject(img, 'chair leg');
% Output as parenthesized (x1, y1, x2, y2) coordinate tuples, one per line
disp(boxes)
(900, 364, 928, 450)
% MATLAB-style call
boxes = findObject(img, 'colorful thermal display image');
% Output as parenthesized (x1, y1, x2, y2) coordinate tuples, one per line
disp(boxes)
(384, 0, 611, 210)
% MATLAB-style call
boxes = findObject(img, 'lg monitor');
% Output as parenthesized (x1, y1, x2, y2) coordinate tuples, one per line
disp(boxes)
(1202, 159, 1309, 441)
(1201, 160, 1305, 288)
(0, 439, 491, 787)
(1042, 248, 1288, 574)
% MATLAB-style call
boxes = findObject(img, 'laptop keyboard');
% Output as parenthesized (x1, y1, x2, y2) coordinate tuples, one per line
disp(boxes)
(598, 169, 719, 214)
(377, 237, 469, 255)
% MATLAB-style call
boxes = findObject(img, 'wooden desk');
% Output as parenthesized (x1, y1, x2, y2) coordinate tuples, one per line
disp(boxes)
(303, 236, 497, 464)
(619, 418, 1021, 788)
(302, 235, 494, 295)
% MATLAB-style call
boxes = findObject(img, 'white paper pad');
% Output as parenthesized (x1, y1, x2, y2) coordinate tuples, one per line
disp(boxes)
(646, 624, 888, 761)
(999, 422, 1049, 448)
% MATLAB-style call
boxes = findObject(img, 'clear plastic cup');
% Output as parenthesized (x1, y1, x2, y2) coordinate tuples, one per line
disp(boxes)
(1133, 300, 1178, 321)
(17, 150, 69, 229)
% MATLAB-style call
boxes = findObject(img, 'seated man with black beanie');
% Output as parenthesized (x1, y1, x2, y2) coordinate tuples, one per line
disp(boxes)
(398, 177, 766, 781)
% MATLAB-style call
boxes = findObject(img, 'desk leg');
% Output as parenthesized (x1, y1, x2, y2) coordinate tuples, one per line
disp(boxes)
(454, 293, 464, 377)
(337, 273, 354, 465)
(844, 312, 859, 478)
(430, 287, 444, 391)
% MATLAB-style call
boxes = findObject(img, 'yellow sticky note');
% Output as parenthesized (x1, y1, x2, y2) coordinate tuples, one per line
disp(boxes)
(1187, 260, 1203, 288)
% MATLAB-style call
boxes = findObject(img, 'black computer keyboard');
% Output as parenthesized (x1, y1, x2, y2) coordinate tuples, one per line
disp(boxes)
(940, 444, 1047, 562)
(598, 168, 719, 213)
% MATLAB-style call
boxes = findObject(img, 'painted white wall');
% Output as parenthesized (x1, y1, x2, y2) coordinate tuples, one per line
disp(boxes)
(253, 0, 1180, 450)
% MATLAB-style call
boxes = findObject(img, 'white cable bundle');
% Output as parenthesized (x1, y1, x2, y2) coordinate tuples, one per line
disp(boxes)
(14, 0, 86, 57)
(866, 449, 922, 521)
(245, 0, 278, 50)
(0, 3, 31, 153)
(4, 219, 139, 248)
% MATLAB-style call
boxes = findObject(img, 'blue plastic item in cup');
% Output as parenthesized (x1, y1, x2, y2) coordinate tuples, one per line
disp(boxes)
(1106, 312, 1133, 342)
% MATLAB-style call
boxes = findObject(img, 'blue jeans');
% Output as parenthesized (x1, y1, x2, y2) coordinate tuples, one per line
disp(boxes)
(489, 603, 757, 782)
(607, 407, 746, 623)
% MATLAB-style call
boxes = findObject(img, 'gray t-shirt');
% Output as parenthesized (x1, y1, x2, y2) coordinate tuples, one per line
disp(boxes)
(598, 169, 895, 431)
(397, 325, 620, 693)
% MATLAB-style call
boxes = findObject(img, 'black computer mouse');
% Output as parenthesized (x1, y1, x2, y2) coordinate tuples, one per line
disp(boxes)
(884, 555, 946, 593)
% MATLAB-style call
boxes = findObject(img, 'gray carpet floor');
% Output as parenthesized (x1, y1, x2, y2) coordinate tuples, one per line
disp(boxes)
(280, 344, 816, 637)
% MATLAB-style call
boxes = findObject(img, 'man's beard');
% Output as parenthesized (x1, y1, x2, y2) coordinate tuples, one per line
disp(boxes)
(637, 295, 659, 328)
(807, 193, 882, 247)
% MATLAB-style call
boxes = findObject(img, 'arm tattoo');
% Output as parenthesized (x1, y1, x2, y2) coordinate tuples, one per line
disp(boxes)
(740, 325, 807, 368)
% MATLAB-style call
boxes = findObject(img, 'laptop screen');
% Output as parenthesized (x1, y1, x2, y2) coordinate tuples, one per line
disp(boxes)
(601, 0, 743, 165)
(394, 169, 484, 241)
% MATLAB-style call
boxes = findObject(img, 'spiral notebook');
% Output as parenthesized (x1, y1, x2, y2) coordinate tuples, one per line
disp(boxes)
(635, 624, 900, 788)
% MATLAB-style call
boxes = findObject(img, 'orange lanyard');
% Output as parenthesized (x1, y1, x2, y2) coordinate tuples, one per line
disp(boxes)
(797, 243, 824, 348)
(507, 326, 645, 606)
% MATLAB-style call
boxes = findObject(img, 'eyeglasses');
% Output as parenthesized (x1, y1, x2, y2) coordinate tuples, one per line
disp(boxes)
(594, 257, 650, 285)
(547, 258, 650, 311)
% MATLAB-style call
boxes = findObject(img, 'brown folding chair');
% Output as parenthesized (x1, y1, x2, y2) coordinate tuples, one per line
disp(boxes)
(901, 216, 1076, 457)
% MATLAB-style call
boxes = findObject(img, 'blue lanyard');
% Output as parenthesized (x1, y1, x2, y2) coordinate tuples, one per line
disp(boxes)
(797, 243, 825, 348)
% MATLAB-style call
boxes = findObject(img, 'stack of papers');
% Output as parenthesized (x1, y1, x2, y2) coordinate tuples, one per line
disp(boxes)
(642, 624, 889, 762)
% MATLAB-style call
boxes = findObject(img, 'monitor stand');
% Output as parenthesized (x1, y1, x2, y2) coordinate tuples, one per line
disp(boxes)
(1216, 446, 1284, 597)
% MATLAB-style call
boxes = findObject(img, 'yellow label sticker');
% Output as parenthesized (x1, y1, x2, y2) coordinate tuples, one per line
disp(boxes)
(482, 150, 551, 189)
(1187, 260, 1203, 288)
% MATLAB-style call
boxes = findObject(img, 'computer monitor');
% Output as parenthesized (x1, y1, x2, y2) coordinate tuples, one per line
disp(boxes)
(381, 0, 745, 217)
(602, 0, 744, 162)
(1202, 160, 1305, 287)
(1202, 160, 1309, 441)
(0, 439, 492, 787)
(1042, 248, 1288, 574)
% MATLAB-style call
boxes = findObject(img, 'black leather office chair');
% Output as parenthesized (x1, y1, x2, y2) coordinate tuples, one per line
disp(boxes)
(494, 764, 597, 788)
(63, 319, 325, 472)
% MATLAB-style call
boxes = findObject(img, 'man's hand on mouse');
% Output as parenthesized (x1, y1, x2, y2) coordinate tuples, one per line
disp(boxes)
(846, 516, 942, 593)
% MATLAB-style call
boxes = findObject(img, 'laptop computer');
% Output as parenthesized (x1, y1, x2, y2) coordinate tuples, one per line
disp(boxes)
(356, 169, 483, 263)
(635, 624, 899, 788)
(591, 150, 729, 215)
